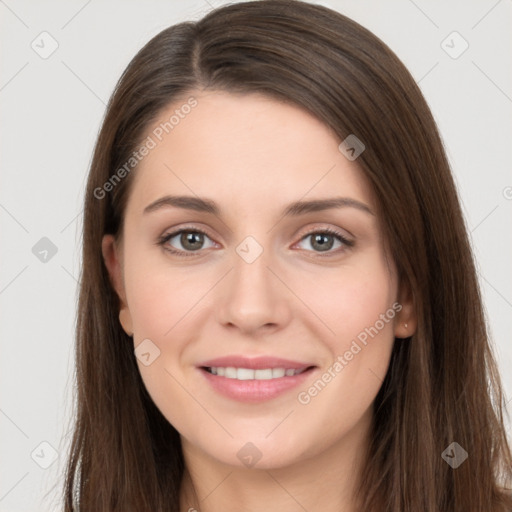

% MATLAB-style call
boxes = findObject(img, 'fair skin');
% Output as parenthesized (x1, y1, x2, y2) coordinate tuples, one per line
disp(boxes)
(102, 91, 416, 512)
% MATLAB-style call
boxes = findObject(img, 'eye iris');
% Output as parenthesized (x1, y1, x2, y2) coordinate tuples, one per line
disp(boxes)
(311, 233, 334, 252)
(181, 231, 204, 251)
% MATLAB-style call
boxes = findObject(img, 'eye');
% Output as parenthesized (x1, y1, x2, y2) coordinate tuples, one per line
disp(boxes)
(294, 228, 353, 255)
(157, 227, 216, 256)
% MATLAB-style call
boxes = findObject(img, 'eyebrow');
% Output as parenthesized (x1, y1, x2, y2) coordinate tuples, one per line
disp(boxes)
(143, 195, 374, 217)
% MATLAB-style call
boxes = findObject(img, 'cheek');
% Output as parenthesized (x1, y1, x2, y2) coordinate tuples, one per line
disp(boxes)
(124, 249, 200, 339)
(294, 255, 397, 349)
(123, 255, 206, 426)
(291, 255, 397, 424)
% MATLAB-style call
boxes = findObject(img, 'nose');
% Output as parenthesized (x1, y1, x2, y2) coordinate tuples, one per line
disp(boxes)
(216, 242, 292, 336)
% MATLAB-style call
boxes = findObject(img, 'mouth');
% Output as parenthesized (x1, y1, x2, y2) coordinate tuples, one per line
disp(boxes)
(197, 360, 317, 403)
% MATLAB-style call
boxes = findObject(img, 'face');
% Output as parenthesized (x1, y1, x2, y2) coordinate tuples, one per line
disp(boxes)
(102, 90, 415, 470)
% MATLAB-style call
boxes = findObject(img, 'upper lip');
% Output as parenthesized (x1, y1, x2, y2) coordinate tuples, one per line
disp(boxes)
(198, 355, 315, 370)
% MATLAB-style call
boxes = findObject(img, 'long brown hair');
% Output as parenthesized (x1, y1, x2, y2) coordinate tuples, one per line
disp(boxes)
(63, 1, 512, 510)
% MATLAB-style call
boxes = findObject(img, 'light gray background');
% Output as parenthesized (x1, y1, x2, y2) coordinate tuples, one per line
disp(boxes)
(1, 0, 511, 510)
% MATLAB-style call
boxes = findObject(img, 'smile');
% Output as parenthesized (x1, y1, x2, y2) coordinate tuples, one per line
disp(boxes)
(198, 365, 316, 403)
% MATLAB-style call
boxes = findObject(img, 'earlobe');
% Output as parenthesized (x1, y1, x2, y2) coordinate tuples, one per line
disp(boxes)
(119, 308, 134, 338)
(101, 234, 134, 337)
(394, 281, 417, 339)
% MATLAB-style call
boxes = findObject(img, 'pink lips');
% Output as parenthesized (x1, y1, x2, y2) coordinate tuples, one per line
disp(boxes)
(197, 355, 316, 403)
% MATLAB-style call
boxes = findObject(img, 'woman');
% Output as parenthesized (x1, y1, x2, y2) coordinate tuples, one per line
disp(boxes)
(63, 1, 512, 510)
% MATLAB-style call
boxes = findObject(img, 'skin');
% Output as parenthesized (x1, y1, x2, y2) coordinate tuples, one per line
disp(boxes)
(102, 91, 416, 512)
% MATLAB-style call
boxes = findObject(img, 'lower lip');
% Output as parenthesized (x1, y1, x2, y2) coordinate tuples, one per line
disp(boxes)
(198, 367, 316, 403)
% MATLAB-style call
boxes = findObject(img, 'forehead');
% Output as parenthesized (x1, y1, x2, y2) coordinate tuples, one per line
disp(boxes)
(125, 90, 375, 218)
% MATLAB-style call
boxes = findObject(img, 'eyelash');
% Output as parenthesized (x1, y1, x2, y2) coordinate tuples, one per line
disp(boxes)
(156, 225, 354, 258)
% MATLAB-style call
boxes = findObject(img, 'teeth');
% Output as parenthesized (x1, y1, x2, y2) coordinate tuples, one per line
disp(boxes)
(237, 368, 255, 380)
(207, 366, 307, 380)
(255, 369, 273, 380)
(225, 367, 237, 379)
(272, 368, 285, 378)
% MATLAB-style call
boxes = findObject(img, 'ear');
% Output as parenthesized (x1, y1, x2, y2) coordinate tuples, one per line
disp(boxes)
(101, 234, 133, 337)
(394, 279, 417, 339)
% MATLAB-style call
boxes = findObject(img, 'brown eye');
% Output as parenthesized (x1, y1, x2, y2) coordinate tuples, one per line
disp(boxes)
(158, 228, 216, 256)
(178, 231, 205, 251)
(295, 228, 353, 255)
